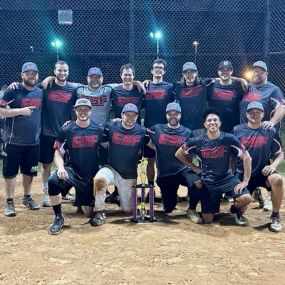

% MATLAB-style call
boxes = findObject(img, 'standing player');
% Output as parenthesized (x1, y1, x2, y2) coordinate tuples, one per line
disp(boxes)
(207, 60, 246, 133)
(143, 59, 174, 189)
(234, 101, 284, 232)
(40, 61, 78, 207)
(176, 108, 252, 225)
(92, 103, 146, 226)
(47, 98, 104, 235)
(0, 62, 42, 216)
(174, 62, 209, 136)
(74, 67, 112, 125)
(147, 102, 202, 222)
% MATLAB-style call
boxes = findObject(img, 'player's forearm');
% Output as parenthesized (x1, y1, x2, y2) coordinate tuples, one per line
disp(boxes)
(175, 148, 201, 174)
(53, 150, 65, 170)
(231, 76, 248, 91)
(241, 154, 252, 182)
(0, 108, 25, 117)
(270, 104, 285, 125)
(270, 152, 284, 170)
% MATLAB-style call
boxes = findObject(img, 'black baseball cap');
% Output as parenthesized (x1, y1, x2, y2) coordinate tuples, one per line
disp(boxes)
(218, 60, 233, 70)
(203, 107, 221, 121)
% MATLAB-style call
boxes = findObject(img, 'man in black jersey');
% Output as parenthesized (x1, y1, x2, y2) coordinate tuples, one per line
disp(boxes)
(47, 98, 104, 235)
(92, 103, 146, 226)
(176, 108, 252, 225)
(147, 102, 202, 222)
(0, 62, 42, 216)
(234, 101, 284, 232)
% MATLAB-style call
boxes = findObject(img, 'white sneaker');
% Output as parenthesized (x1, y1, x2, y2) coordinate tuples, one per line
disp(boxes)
(263, 198, 273, 212)
(270, 215, 283, 232)
(187, 209, 203, 224)
(42, 190, 51, 207)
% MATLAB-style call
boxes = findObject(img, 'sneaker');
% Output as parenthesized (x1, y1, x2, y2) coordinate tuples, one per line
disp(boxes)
(269, 215, 283, 232)
(187, 209, 203, 224)
(222, 193, 234, 203)
(230, 205, 248, 226)
(89, 211, 106, 227)
(4, 201, 16, 217)
(62, 193, 75, 203)
(263, 198, 273, 212)
(42, 191, 51, 207)
(23, 196, 40, 210)
(49, 214, 64, 235)
(252, 187, 265, 208)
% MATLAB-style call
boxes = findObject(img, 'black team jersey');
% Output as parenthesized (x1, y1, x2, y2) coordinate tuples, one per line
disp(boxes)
(148, 124, 192, 177)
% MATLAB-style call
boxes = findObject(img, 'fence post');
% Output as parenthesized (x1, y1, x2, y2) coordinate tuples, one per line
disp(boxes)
(129, 0, 135, 64)
(263, 0, 271, 63)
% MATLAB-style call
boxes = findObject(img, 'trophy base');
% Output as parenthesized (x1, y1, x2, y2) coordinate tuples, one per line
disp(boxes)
(130, 215, 157, 223)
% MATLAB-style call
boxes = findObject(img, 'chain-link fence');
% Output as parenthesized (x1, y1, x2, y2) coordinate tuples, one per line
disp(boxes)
(0, 0, 284, 91)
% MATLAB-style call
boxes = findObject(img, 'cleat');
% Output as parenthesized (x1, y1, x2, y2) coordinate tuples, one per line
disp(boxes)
(49, 214, 64, 235)
(23, 196, 40, 210)
(89, 211, 106, 227)
(269, 215, 282, 232)
(4, 201, 16, 217)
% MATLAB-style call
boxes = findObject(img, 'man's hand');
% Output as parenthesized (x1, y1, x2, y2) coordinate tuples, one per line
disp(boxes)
(262, 165, 276, 176)
(262, 121, 274, 129)
(234, 180, 248, 194)
(133, 80, 146, 94)
(41, 76, 55, 89)
(57, 167, 69, 180)
(20, 106, 36, 116)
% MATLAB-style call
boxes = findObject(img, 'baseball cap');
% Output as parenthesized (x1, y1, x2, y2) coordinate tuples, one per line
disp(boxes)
(88, 67, 103, 77)
(203, 107, 221, 121)
(122, 103, 138, 114)
(218, 60, 233, 70)
(182, 62, 197, 72)
(74, 98, 92, 109)
(166, 102, 181, 113)
(22, 62, 38, 73)
(253, 61, 267, 71)
(246, 101, 264, 112)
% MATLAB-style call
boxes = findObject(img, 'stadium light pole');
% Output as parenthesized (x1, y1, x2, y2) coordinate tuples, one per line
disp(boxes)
(192, 40, 199, 64)
(51, 39, 63, 61)
(150, 31, 163, 59)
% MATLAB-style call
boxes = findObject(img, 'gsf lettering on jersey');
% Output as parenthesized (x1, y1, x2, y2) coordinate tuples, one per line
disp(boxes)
(80, 94, 107, 106)
(212, 90, 236, 101)
(112, 133, 140, 146)
(243, 92, 261, 102)
(158, 134, 185, 146)
(48, 90, 72, 103)
(72, 135, 98, 148)
(117, 97, 139, 106)
(200, 145, 228, 158)
(180, 86, 202, 98)
(145, 89, 166, 100)
(21, 98, 41, 108)
(240, 136, 268, 148)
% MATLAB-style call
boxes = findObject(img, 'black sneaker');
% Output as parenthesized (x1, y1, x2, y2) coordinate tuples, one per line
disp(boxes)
(89, 211, 106, 227)
(49, 214, 64, 235)
(230, 205, 248, 226)
(105, 191, 120, 205)
(4, 201, 16, 217)
(23, 196, 40, 210)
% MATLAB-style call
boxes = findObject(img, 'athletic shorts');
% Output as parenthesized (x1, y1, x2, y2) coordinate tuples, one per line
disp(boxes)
(143, 145, 156, 159)
(2, 144, 39, 178)
(48, 166, 94, 207)
(246, 173, 276, 194)
(201, 175, 250, 214)
(39, 135, 57, 164)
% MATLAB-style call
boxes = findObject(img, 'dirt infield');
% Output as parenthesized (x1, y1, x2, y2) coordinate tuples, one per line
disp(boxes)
(0, 176, 285, 285)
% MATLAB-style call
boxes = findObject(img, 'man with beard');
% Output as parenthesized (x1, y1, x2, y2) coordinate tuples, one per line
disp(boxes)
(143, 59, 174, 191)
(92, 103, 146, 226)
(234, 101, 284, 232)
(147, 102, 202, 222)
(0, 62, 42, 216)
(40, 61, 78, 207)
(207, 60, 247, 133)
(47, 98, 104, 235)
(176, 108, 252, 225)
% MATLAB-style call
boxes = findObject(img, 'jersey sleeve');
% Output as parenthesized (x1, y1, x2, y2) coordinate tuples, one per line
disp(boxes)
(0, 89, 15, 108)
(102, 123, 111, 143)
(54, 127, 67, 150)
(228, 134, 246, 157)
(182, 137, 198, 153)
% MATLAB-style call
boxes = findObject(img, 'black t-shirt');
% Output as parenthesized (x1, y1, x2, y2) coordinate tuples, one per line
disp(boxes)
(42, 82, 77, 137)
(240, 82, 284, 124)
(183, 132, 245, 187)
(111, 85, 144, 118)
(233, 124, 281, 177)
(54, 121, 104, 181)
(0, 84, 43, 145)
(144, 81, 174, 128)
(103, 121, 146, 179)
(148, 124, 192, 177)
(174, 79, 209, 130)
(207, 80, 244, 132)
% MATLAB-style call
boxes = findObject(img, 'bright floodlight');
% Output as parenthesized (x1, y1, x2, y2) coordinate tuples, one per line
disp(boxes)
(150, 31, 162, 40)
(51, 39, 63, 49)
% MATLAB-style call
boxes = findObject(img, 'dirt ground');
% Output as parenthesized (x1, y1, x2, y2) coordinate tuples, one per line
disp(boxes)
(0, 175, 285, 285)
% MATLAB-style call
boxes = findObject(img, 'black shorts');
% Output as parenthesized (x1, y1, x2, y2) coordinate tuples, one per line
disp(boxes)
(48, 166, 94, 207)
(246, 174, 274, 194)
(39, 135, 57, 164)
(3, 144, 39, 178)
(201, 175, 250, 214)
(143, 145, 156, 159)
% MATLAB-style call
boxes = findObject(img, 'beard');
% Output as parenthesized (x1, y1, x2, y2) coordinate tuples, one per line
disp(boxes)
(56, 75, 67, 82)
(168, 118, 179, 126)
(23, 78, 37, 87)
